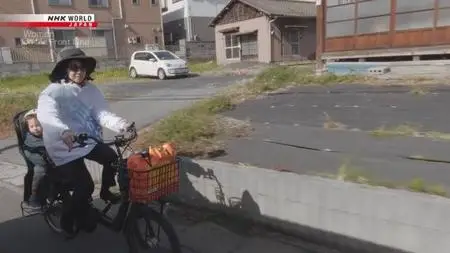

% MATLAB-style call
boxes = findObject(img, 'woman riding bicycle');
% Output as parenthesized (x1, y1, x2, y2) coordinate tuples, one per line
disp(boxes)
(36, 47, 133, 237)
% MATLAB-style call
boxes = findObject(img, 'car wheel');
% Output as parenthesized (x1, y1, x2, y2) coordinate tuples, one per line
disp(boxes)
(129, 67, 138, 79)
(157, 68, 166, 80)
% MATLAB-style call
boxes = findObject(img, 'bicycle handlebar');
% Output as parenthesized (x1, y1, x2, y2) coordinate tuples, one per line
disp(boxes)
(74, 122, 137, 147)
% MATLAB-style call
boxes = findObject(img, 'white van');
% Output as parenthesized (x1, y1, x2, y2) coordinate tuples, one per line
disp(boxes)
(128, 50, 189, 80)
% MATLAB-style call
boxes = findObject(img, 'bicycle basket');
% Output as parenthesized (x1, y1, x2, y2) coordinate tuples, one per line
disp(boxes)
(128, 155, 180, 203)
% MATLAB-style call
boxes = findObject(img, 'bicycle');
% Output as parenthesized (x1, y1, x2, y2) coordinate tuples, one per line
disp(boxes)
(14, 110, 181, 253)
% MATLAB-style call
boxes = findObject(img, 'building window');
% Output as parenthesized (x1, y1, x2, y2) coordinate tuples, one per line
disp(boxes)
(396, 10, 434, 30)
(357, 15, 390, 34)
(14, 38, 22, 46)
(92, 30, 105, 37)
(327, 0, 355, 6)
(326, 20, 355, 38)
(439, 0, 450, 8)
(325, 2, 356, 38)
(240, 33, 257, 58)
(89, 0, 108, 7)
(396, 0, 434, 13)
(224, 34, 240, 59)
(132, 0, 139, 5)
(438, 8, 450, 26)
(53, 30, 76, 48)
(152, 0, 157, 5)
(357, 0, 390, 18)
(326, 3, 355, 22)
(48, 0, 72, 5)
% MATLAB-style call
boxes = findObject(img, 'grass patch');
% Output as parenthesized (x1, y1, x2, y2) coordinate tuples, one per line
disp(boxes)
(323, 112, 346, 130)
(245, 65, 369, 93)
(407, 178, 447, 197)
(136, 65, 371, 157)
(0, 68, 130, 138)
(135, 93, 250, 157)
(323, 160, 447, 197)
(0, 93, 38, 139)
(92, 68, 129, 83)
(0, 67, 129, 94)
(188, 60, 220, 73)
(370, 124, 450, 140)
(0, 73, 49, 94)
(371, 124, 420, 137)
(409, 86, 429, 95)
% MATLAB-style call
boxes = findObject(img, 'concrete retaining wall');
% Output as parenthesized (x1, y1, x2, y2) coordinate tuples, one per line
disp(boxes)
(326, 60, 450, 77)
(171, 158, 449, 253)
(85, 157, 448, 252)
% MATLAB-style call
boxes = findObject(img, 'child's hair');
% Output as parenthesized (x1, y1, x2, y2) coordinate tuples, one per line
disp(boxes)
(23, 113, 38, 132)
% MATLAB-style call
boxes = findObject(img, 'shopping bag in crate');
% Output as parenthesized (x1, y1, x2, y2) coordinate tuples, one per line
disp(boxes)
(127, 142, 179, 203)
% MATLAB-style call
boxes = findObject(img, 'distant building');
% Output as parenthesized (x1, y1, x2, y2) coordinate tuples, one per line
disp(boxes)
(210, 0, 316, 65)
(316, 0, 450, 63)
(160, 0, 228, 44)
(0, 0, 163, 63)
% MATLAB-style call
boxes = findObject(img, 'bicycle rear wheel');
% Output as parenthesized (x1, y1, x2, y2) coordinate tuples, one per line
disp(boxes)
(125, 204, 181, 253)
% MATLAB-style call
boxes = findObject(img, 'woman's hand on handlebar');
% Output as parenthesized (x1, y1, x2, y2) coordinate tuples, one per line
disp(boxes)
(73, 121, 137, 147)
(61, 129, 76, 151)
(121, 122, 136, 134)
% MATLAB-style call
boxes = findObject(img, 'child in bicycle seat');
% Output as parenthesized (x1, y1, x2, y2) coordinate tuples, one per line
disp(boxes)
(22, 109, 47, 209)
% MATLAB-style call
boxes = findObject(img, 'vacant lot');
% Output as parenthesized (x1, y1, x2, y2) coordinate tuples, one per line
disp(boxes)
(218, 84, 450, 193)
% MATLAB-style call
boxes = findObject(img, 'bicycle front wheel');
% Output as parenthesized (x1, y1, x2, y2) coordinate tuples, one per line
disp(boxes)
(43, 198, 64, 234)
(125, 204, 181, 253)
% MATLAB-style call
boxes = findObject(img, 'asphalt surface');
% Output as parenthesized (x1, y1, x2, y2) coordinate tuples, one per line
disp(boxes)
(0, 182, 337, 253)
(219, 84, 450, 189)
(225, 84, 450, 132)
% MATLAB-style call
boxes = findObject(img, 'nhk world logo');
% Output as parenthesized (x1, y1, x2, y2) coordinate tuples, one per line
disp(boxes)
(0, 14, 97, 28)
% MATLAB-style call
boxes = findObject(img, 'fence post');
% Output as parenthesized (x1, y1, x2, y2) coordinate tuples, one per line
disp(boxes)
(179, 39, 187, 59)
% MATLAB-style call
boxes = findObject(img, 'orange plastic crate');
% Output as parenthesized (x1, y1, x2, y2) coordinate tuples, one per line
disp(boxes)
(128, 159, 180, 203)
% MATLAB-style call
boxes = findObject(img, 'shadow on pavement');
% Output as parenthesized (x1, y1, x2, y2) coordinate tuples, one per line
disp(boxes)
(133, 73, 200, 80)
(0, 214, 129, 253)
(0, 143, 18, 154)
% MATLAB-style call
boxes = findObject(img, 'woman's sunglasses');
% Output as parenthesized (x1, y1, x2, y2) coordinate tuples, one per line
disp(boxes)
(68, 60, 86, 72)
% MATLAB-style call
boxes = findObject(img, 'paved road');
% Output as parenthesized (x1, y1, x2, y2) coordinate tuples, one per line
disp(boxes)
(226, 84, 450, 132)
(219, 84, 450, 189)
(0, 181, 336, 253)
(0, 75, 250, 165)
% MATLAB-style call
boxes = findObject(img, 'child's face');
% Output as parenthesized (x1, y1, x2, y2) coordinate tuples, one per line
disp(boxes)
(27, 117, 42, 136)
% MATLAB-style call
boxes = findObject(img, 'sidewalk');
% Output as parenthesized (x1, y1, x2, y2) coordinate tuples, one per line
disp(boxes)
(0, 179, 335, 253)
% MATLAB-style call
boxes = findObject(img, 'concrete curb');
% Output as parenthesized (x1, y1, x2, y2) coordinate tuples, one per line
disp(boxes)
(174, 158, 449, 253)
